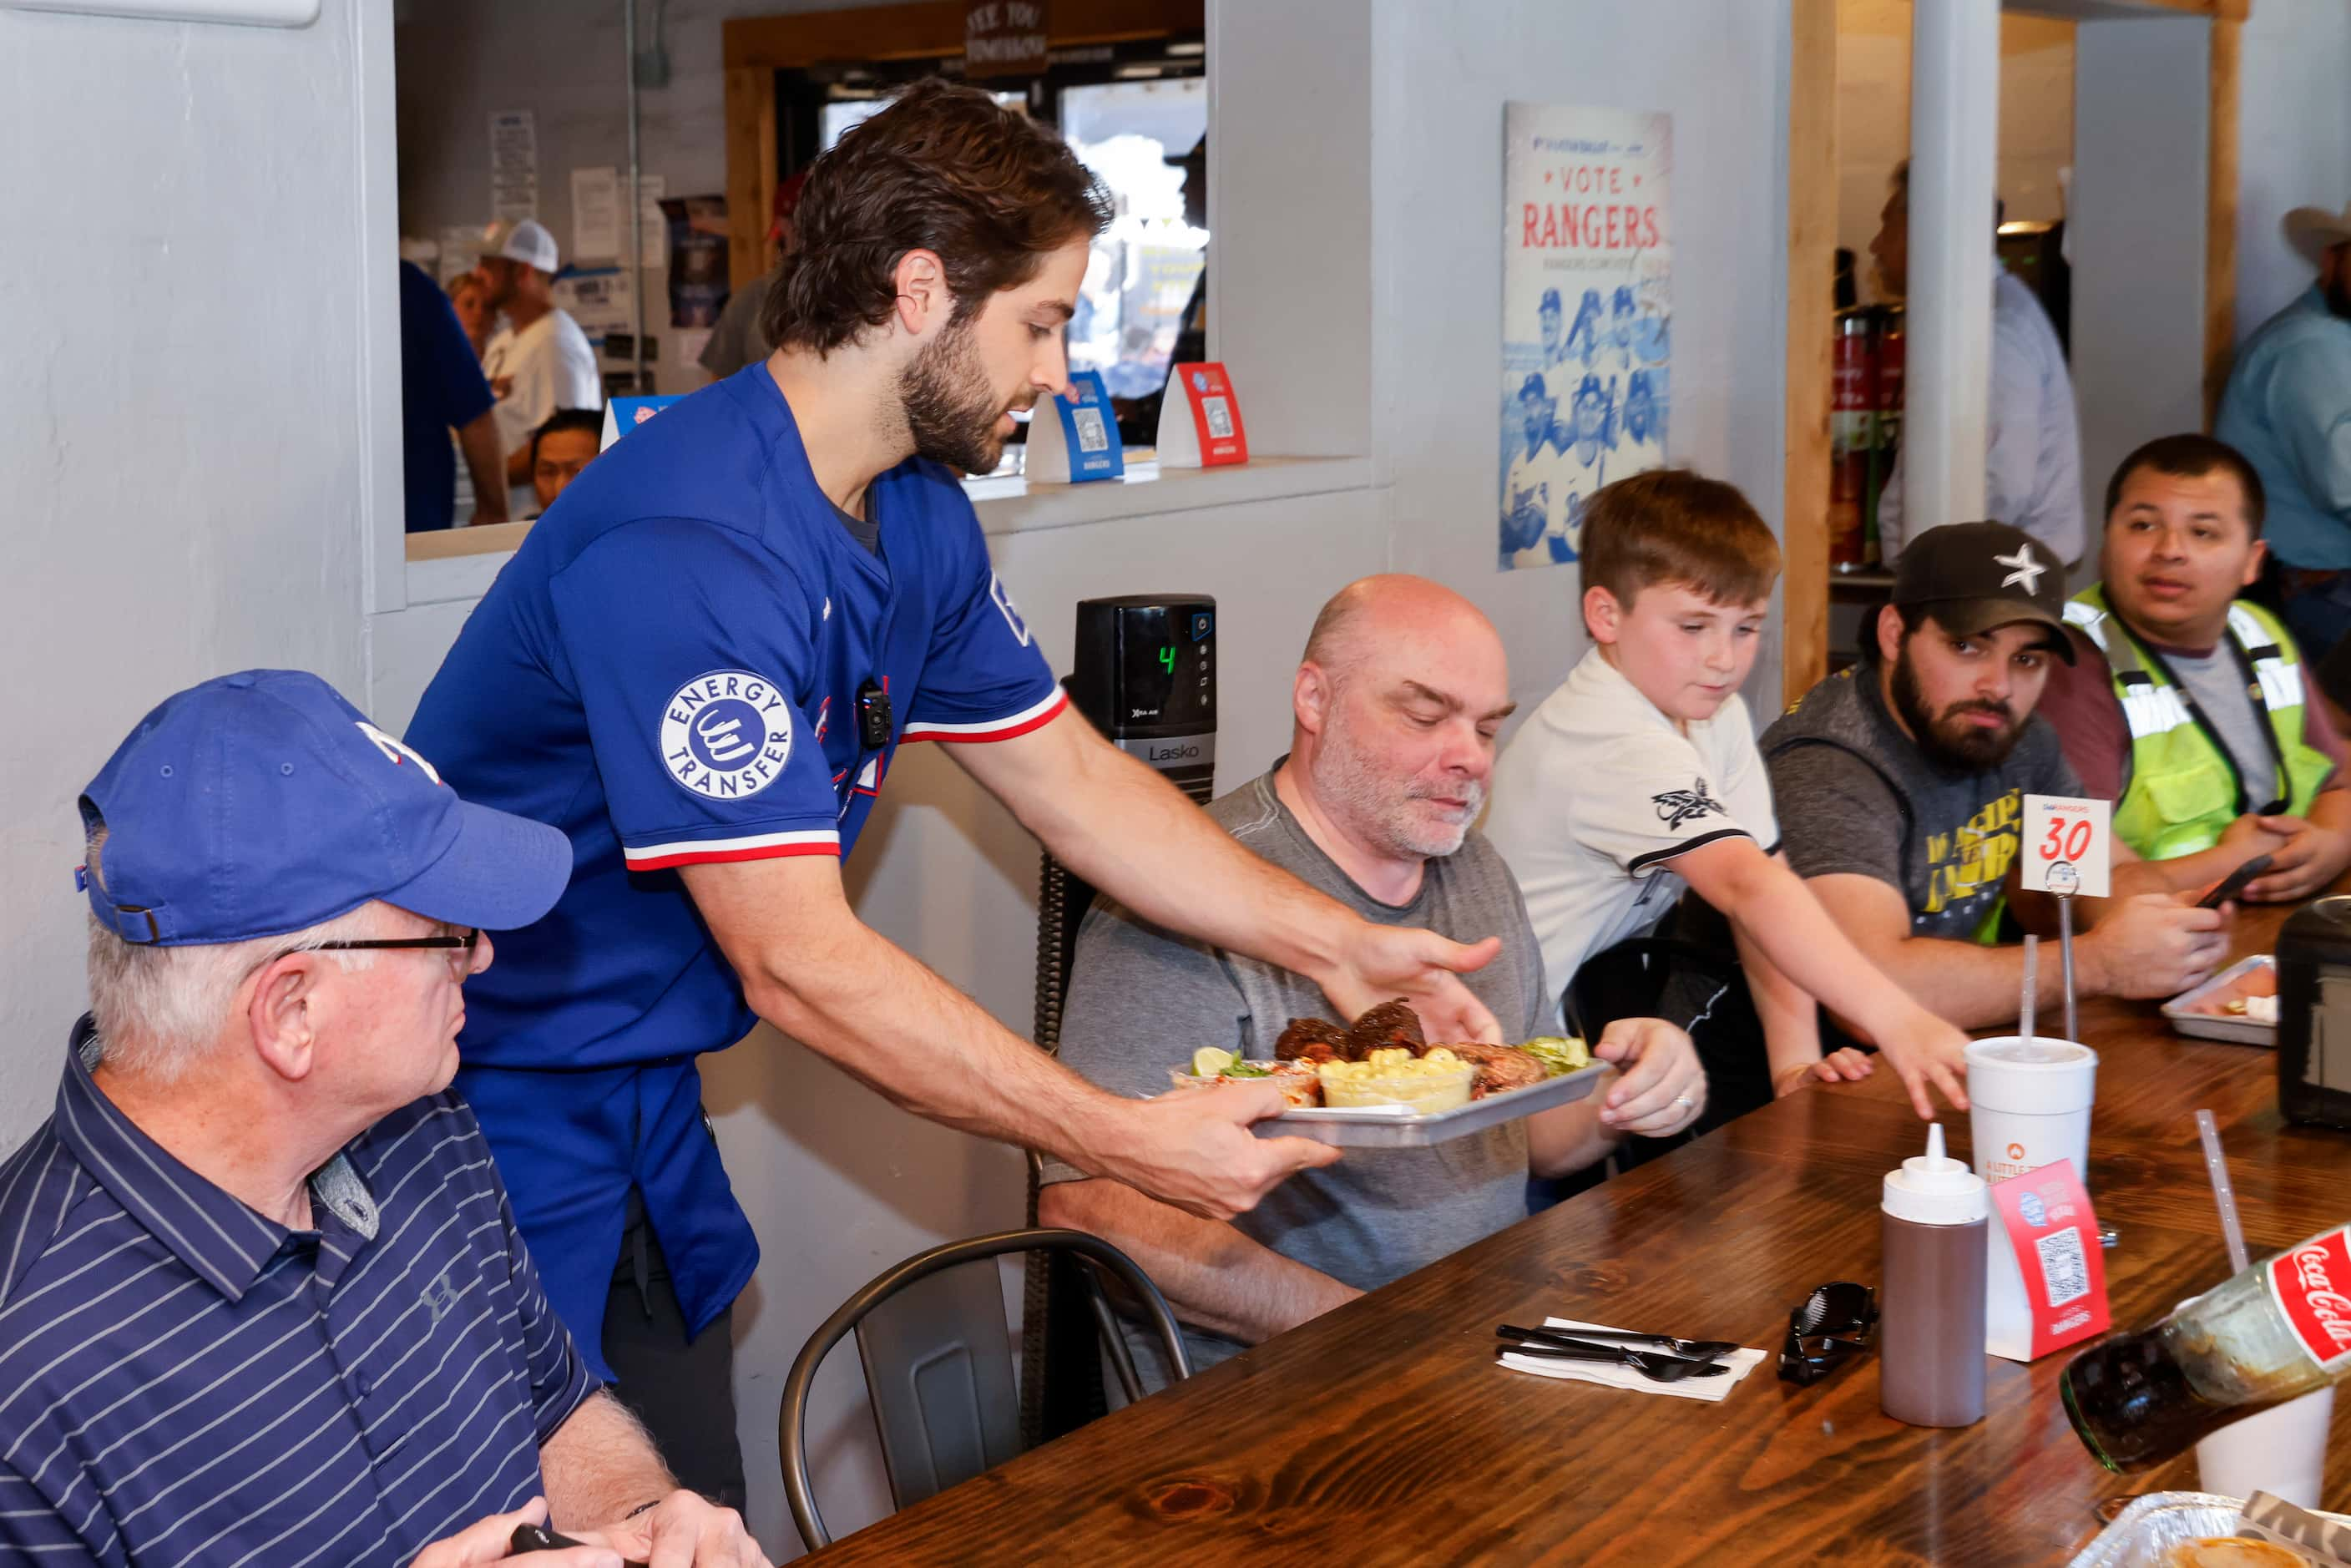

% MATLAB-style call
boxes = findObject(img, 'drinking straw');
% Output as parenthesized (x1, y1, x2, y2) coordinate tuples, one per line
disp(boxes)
(2020, 934, 2038, 1046)
(2194, 1108, 2250, 1274)
(2058, 896, 2078, 1044)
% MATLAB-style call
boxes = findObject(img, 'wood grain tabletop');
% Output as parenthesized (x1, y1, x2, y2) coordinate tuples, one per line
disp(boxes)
(804, 900, 2351, 1565)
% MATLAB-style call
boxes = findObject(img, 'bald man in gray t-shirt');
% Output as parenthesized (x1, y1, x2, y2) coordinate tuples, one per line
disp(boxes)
(1039, 574, 1706, 1388)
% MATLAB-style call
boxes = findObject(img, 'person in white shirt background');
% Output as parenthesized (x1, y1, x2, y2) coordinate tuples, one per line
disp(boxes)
(476, 218, 604, 519)
(1868, 159, 2085, 569)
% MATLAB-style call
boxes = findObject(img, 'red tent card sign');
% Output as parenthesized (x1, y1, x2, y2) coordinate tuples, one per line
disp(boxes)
(1156, 362, 1249, 468)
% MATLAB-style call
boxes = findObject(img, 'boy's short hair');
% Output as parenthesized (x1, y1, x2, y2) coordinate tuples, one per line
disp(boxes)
(2103, 432, 2267, 537)
(1579, 468, 1782, 609)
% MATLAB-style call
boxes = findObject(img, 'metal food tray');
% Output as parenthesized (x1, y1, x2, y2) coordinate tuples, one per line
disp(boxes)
(2066, 1492, 2247, 1567)
(1251, 1060, 1609, 1147)
(2161, 954, 2278, 1047)
(2068, 1490, 2351, 1567)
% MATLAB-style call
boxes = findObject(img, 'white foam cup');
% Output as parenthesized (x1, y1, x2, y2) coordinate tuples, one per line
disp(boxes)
(2196, 1379, 2334, 1506)
(1963, 1036, 2097, 1186)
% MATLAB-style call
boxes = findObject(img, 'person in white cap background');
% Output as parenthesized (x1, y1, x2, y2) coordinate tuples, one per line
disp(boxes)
(477, 218, 604, 518)
(2217, 202, 2351, 659)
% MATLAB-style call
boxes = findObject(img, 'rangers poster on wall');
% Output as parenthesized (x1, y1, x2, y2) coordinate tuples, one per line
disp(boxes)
(1499, 104, 1672, 571)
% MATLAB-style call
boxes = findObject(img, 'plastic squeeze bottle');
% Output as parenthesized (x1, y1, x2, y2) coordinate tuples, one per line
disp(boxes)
(1880, 1122, 1989, 1427)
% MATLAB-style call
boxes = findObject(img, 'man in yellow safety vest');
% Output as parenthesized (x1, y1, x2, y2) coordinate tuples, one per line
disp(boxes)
(2040, 434, 2351, 903)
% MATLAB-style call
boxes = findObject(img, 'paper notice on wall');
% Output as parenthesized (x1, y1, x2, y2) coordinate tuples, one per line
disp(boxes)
(572, 166, 621, 260)
(490, 109, 538, 223)
(637, 175, 668, 268)
(1497, 104, 1673, 573)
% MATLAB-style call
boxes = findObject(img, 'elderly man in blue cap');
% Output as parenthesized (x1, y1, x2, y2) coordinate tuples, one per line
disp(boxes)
(0, 671, 769, 1568)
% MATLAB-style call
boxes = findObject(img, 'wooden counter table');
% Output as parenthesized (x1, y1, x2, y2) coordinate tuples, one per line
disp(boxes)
(806, 901, 2351, 1565)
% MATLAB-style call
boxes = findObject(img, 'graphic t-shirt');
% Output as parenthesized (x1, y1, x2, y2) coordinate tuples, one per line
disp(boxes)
(1040, 766, 1558, 1387)
(1486, 649, 1780, 994)
(1761, 666, 2081, 939)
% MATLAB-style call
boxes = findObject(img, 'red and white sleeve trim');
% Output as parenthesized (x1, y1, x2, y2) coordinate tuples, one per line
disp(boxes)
(623, 827, 842, 871)
(899, 686, 1069, 744)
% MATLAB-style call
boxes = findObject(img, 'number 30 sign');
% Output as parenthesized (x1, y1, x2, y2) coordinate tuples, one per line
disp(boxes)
(2020, 794, 2111, 899)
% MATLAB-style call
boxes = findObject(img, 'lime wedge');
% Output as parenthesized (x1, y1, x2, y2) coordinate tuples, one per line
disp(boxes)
(1191, 1046, 1236, 1078)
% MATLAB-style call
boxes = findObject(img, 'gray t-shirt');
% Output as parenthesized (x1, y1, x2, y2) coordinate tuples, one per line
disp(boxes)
(1042, 765, 1560, 1384)
(1761, 667, 2082, 942)
(2165, 646, 2280, 810)
(697, 266, 778, 382)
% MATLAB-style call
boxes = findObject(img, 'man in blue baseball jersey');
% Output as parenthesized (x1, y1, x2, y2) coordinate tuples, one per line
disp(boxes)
(407, 80, 1506, 1500)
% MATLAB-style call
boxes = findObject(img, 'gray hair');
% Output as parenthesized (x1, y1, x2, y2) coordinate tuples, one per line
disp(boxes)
(83, 825, 384, 1083)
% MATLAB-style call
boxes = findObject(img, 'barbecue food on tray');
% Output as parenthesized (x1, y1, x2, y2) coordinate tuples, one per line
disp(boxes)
(1317, 1048, 1477, 1114)
(1246, 1002, 1588, 1113)
(1442, 1041, 1547, 1099)
(1274, 1017, 1351, 1064)
(1172, 1048, 1322, 1107)
(1347, 999, 1426, 1057)
(1275, 999, 1427, 1064)
(2161, 1541, 2303, 1568)
(2187, 960, 2278, 1023)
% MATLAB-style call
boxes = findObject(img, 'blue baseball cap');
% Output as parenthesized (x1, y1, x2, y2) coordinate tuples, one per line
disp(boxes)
(78, 670, 572, 946)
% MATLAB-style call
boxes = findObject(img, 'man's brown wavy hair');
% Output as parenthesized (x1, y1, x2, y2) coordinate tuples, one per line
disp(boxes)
(763, 79, 1112, 357)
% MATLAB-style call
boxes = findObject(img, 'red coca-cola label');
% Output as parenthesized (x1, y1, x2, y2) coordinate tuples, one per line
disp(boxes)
(2267, 1227, 2351, 1373)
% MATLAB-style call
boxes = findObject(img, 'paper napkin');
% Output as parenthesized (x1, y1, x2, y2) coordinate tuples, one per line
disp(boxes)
(1495, 1315, 1768, 1404)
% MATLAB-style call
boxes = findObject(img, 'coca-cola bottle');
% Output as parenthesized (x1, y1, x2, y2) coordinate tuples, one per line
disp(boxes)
(2063, 1225, 2351, 1472)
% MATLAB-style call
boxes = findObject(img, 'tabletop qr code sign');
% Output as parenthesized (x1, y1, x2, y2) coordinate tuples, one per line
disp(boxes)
(2038, 1227, 2091, 1308)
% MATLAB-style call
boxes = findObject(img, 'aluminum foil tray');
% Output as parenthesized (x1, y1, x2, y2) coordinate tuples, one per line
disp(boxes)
(2161, 955, 2278, 1047)
(2067, 1493, 2249, 1568)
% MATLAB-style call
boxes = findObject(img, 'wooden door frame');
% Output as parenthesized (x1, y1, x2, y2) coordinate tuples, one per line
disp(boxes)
(1780, 0, 2248, 702)
(720, 0, 1204, 289)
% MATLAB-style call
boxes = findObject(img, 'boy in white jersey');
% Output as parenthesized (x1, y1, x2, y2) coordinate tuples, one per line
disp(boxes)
(1485, 468, 1970, 1117)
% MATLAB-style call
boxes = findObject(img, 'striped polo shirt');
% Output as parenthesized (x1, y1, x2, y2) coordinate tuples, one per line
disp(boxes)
(0, 1019, 598, 1565)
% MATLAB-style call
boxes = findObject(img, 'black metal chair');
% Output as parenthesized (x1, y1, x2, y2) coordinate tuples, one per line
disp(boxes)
(779, 1227, 1191, 1552)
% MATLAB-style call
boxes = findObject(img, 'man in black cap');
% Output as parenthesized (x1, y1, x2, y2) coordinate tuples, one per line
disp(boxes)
(1761, 520, 2232, 1029)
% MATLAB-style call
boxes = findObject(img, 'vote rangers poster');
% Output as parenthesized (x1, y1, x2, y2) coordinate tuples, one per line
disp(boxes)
(1499, 104, 1672, 571)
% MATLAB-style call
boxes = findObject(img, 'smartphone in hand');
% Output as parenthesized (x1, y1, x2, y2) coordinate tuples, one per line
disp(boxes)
(2197, 852, 2274, 910)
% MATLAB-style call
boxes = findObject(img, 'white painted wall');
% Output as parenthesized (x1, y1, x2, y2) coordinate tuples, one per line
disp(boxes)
(1373, 0, 1795, 719)
(2234, 0, 2351, 342)
(0, 2, 383, 1151)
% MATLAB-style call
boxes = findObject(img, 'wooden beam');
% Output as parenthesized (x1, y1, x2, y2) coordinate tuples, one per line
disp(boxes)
(1783, 0, 1837, 703)
(723, 0, 1201, 72)
(720, 0, 1203, 290)
(724, 67, 776, 291)
(2204, 13, 2242, 423)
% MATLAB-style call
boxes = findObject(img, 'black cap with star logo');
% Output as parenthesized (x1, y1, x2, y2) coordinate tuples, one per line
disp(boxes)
(1890, 519, 2078, 665)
